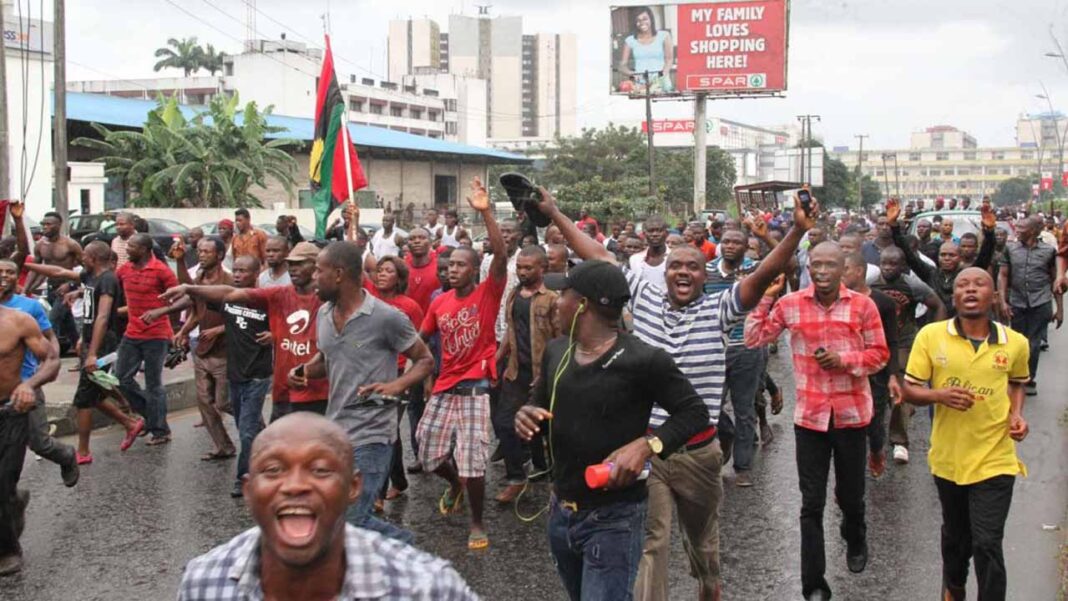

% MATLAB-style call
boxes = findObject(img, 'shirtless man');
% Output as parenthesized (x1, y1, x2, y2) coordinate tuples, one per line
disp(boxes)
(25, 212, 83, 354)
(0, 304, 56, 576)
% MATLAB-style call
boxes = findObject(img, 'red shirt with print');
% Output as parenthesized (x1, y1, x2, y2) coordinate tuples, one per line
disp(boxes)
(245, 285, 328, 404)
(421, 273, 506, 393)
(366, 282, 424, 369)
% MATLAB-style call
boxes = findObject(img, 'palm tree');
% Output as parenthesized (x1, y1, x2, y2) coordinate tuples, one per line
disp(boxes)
(153, 37, 204, 76)
(201, 44, 226, 76)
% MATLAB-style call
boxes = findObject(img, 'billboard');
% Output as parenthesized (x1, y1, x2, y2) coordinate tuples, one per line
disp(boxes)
(610, 1, 788, 97)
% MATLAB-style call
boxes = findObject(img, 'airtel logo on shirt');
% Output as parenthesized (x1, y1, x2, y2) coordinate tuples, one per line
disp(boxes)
(286, 310, 310, 334)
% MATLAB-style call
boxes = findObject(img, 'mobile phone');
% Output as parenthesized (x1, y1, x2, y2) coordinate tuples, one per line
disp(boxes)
(814, 347, 826, 357)
(797, 189, 813, 217)
(295, 364, 305, 378)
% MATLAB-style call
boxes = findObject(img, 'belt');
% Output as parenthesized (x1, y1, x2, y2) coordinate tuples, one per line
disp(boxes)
(646, 425, 717, 451)
(449, 385, 490, 396)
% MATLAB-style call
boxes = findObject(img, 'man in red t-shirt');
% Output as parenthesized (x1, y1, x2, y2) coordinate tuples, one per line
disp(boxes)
(162, 242, 329, 418)
(115, 234, 179, 445)
(418, 177, 508, 551)
(404, 227, 440, 313)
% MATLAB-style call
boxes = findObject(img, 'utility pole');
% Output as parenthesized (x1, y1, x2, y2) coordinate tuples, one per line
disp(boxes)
(880, 153, 892, 197)
(796, 114, 821, 184)
(0, 0, 9, 200)
(54, 0, 68, 227)
(693, 93, 706, 216)
(644, 71, 655, 197)
(854, 134, 868, 209)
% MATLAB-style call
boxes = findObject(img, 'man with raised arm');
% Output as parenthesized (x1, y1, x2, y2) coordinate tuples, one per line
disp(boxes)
(534, 188, 818, 601)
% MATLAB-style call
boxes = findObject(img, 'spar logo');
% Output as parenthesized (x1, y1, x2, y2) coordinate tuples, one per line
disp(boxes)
(687, 73, 768, 90)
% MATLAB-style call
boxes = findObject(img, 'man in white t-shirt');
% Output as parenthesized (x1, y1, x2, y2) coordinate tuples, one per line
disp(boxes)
(627, 215, 668, 287)
(424, 208, 444, 239)
(371, 212, 407, 258)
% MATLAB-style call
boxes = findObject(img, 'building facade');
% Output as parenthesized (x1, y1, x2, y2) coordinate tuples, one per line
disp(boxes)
(3, 12, 53, 217)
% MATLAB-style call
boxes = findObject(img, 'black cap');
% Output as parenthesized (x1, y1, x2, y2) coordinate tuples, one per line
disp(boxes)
(544, 260, 631, 308)
(499, 172, 552, 228)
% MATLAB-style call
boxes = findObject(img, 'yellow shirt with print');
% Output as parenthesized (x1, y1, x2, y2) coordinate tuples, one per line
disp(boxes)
(904, 319, 1029, 485)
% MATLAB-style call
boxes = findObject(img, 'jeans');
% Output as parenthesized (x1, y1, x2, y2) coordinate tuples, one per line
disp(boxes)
(935, 475, 1015, 600)
(724, 345, 765, 471)
(27, 390, 74, 466)
(795, 423, 868, 598)
(345, 442, 413, 544)
(549, 498, 647, 601)
(1010, 301, 1052, 382)
(115, 337, 171, 438)
(867, 377, 890, 455)
(636, 440, 723, 601)
(229, 377, 270, 482)
(495, 369, 533, 484)
(406, 381, 425, 457)
(0, 411, 29, 558)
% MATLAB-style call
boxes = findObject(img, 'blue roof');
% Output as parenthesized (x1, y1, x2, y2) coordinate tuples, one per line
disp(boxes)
(62, 91, 530, 164)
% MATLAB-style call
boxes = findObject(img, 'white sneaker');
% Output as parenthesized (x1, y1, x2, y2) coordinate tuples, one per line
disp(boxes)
(892, 445, 909, 464)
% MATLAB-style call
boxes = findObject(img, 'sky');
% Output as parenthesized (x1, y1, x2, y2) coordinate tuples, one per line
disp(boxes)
(56, 0, 1068, 150)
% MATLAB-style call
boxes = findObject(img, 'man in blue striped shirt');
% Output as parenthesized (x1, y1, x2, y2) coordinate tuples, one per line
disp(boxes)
(534, 192, 818, 601)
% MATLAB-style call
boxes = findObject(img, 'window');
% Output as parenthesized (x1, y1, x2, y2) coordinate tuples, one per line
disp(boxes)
(908, 152, 921, 161)
(1003, 168, 1013, 175)
(1021, 151, 1034, 160)
(993, 152, 1005, 160)
(936, 152, 949, 161)
(875, 170, 884, 177)
(410, 108, 423, 120)
(349, 99, 364, 112)
(428, 109, 440, 121)
(964, 152, 976, 160)
(446, 122, 458, 135)
(928, 169, 940, 176)
(369, 104, 383, 115)
(390, 106, 404, 117)
(957, 168, 970, 175)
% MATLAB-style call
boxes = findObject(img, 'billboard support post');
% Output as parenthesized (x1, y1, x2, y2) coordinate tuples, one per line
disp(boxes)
(693, 93, 707, 215)
(645, 71, 656, 197)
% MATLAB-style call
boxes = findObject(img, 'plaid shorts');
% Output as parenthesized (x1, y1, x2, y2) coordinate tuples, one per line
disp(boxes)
(416, 386, 491, 479)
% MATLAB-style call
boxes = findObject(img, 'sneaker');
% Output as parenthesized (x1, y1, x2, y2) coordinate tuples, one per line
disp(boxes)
(62, 454, 82, 487)
(1025, 381, 1038, 396)
(0, 554, 23, 577)
(230, 481, 244, 498)
(734, 472, 754, 488)
(892, 445, 909, 465)
(146, 434, 172, 446)
(868, 451, 886, 478)
(846, 540, 869, 573)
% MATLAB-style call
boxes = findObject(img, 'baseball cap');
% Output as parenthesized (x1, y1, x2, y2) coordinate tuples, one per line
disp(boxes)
(286, 241, 321, 263)
(544, 260, 631, 308)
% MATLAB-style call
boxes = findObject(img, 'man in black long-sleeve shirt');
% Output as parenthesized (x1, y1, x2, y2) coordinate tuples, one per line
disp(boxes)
(886, 199, 996, 315)
(516, 260, 707, 601)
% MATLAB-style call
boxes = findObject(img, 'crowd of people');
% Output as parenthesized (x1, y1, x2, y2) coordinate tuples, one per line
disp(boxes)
(0, 182, 1058, 600)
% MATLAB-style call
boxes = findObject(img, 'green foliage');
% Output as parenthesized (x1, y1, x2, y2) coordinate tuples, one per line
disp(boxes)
(816, 154, 852, 208)
(73, 95, 299, 208)
(993, 176, 1033, 206)
(524, 124, 736, 222)
(153, 37, 227, 76)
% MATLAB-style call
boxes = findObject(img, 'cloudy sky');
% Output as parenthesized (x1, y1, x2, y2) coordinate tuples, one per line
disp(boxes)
(60, 0, 1068, 150)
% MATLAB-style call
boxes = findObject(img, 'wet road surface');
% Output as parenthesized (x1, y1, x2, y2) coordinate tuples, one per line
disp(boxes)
(3, 331, 1066, 600)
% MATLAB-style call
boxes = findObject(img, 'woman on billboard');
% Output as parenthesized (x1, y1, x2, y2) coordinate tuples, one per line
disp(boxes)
(618, 6, 675, 94)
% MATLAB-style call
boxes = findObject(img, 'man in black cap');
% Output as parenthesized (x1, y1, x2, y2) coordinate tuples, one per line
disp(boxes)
(517, 259, 708, 601)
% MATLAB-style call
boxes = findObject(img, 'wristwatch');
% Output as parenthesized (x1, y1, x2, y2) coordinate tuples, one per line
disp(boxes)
(645, 434, 663, 455)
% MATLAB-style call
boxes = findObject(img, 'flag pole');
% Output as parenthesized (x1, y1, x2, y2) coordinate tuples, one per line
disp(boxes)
(340, 109, 357, 242)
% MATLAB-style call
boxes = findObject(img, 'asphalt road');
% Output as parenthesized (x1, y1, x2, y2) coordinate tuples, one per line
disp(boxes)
(2, 330, 1066, 600)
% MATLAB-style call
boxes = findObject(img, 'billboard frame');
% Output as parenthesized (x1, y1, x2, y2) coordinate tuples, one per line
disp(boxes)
(610, 0, 790, 100)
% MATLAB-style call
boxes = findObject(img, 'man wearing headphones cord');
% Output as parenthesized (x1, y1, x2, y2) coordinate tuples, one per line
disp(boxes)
(516, 258, 709, 601)
(529, 188, 818, 601)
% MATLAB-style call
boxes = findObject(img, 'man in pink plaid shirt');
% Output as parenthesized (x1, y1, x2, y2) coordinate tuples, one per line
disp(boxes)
(744, 241, 889, 601)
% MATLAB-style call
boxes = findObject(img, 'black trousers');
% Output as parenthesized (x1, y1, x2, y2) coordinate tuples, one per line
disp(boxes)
(495, 369, 533, 484)
(935, 475, 1015, 600)
(795, 422, 868, 598)
(1010, 301, 1051, 382)
(0, 411, 29, 558)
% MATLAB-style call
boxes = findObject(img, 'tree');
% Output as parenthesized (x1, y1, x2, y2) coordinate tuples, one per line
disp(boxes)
(816, 155, 852, 208)
(993, 176, 1033, 206)
(859, 175, 882, 207)
(153, 37, 204, 76)
(73, 94, 298, 208)
(201, 44, 226, 75)
(532, 125, 735, 222)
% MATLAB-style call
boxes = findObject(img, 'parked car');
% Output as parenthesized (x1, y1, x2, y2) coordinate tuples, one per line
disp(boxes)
(196, 221, 318, 241)
(68, 213, 113, 242)
(2, 214, 40, 238)
(906, 209, 1014, 240)
(81, 217, 189, 254)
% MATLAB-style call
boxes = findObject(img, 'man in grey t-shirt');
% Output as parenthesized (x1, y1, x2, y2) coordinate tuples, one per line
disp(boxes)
(288, 241, 433, 544)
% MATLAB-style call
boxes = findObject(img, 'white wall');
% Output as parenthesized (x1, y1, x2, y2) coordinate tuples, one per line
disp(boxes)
(225, 51, 318, 118)
(134, 207, 386, 231)
(67, 162, 106, 214)
(5, 17, 53, 218)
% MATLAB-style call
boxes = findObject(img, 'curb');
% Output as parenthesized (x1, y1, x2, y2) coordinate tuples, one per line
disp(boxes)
(44, 376, 199, 438)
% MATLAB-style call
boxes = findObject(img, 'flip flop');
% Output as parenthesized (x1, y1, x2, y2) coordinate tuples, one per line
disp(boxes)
(438, 486, 464, 515)
(467, 532, 489, 551)
(120, 419, 145, 452)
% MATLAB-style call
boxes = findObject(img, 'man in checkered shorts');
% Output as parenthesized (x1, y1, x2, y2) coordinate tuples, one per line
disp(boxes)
(418, 177, 507, 551)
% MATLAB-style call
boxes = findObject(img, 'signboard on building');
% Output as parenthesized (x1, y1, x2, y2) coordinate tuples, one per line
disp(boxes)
(610, 0, 788, 97)
(1041, 172, 1054, 191)
(3, 18, 53, 57)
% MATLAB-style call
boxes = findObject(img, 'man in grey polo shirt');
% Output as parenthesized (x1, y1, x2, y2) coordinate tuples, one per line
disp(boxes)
(288, 241, 434, 544)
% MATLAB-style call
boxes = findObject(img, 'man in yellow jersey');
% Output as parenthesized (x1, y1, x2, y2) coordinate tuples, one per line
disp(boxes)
(902, 267, 1029, 601)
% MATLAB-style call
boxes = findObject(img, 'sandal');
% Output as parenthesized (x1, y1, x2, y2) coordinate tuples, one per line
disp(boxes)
(467, 532, 489, 551)
(145, 435, 172, 446)
(120, 419, 145, 452)
(385, 487, 406, 500)
(201, 450, 236, 461)
(438, 486, 464, 515)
